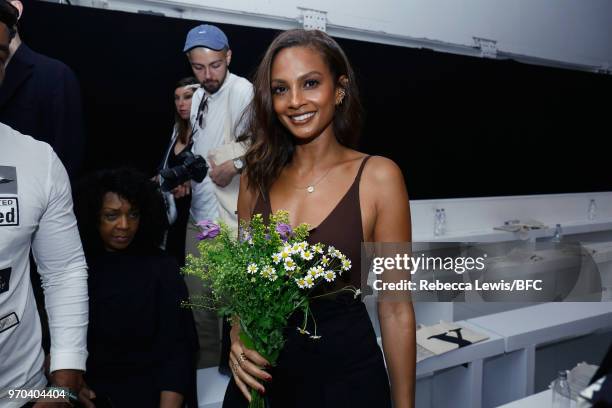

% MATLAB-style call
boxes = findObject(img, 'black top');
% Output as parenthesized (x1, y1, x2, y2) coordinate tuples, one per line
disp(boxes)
(164, 139, 192, 266)
(0, 44, 84, 179)
(167, 139, 190, 168)
(253, 156, 371, 294)
(223, 155, 391, 408)
(85, 251, 198, 407)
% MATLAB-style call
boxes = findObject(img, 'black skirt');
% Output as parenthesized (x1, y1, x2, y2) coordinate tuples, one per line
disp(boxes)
(222, 294, 391, 408)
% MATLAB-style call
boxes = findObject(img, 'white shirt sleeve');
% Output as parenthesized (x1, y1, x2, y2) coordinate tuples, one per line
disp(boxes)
(31, 148, 89, 373)
(230, 80, 254, 140)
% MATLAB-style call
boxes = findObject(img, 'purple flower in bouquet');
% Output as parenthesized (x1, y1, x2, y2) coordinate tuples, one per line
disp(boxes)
(239, 227, 251, 243)
(196, 220, 220, 240)
(276, 223, 293, 241)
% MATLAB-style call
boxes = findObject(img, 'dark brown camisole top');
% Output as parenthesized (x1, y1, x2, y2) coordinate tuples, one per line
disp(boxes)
(252, 156, 371, 296)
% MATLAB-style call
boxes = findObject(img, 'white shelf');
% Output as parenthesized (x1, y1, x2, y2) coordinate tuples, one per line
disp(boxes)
(467, 302, 612, 352)
(496, 389, 552, 408)
(416, 219, 612, 243)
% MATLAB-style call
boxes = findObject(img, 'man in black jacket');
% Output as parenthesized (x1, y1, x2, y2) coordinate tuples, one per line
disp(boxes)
(0, 0, 84, 180)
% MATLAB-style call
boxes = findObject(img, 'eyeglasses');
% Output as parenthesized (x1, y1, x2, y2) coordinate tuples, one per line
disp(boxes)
(190, 93, 208, 139)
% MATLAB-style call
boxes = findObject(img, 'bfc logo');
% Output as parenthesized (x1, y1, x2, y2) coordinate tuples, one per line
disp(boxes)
(0, 166, 19, 227)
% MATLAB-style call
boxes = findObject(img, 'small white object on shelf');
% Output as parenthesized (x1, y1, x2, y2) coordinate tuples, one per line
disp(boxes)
(551, 370, 571, 408)
(416, 321, 489, 363)
(439, 208, 447, 235)
(567, 362, 599, 398)
(588, 199, 597, 221)
(433, 208, 441, 236)
(552, 224, 563, 243)
(493, 219, 548, 233)
(577, 375, 606, 408)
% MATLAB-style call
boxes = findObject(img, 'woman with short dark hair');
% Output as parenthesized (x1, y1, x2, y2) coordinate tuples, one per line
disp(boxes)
(74, 168, 198, 408)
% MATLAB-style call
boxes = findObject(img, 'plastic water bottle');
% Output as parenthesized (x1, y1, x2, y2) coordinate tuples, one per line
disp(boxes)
(588, 199, 597, 221)
(552, 224, 563, 243)
(552, 370, 571, 408)
(439, 208, 447, 235)
(434, 209, 441, 236)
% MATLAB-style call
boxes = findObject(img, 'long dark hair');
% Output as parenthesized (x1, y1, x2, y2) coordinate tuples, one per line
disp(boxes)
(174, 76, 199, 145)
(244, 29, 363, 194)
(73, 168, 168, 259)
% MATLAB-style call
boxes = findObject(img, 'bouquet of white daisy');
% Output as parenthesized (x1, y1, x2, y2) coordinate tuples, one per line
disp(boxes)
(183, 210, 354, 407)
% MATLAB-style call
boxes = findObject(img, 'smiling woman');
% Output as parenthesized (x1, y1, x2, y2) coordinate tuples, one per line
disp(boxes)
(224, 29, 416, 408)
(270, 47, 339, 143)
(244, 30, 362, 194)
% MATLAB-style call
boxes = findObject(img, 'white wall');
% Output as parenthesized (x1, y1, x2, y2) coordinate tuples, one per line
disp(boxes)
(71, 0, 612, 72)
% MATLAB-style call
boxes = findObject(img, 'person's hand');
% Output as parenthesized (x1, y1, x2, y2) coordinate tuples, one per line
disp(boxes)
(78, 382, 96, 406)
(171, 181, 191, 198)
(208, 158, 238, 188)
(229, 325, 272, 402)
(33, 369, 95, 408)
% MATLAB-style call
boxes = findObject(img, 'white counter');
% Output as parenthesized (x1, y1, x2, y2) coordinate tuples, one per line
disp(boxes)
(497, 389, 552, 408)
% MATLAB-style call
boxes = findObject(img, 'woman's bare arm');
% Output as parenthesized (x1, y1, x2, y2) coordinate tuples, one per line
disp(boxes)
(365, 157, 416, 408)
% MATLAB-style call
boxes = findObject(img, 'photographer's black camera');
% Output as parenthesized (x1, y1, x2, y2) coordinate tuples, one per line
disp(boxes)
(160, 150, 208, 191)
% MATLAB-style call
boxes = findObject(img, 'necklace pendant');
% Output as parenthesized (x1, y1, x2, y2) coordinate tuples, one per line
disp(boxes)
(307, 185, 315, 193)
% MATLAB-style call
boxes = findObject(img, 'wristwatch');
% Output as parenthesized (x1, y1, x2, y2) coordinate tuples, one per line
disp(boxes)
(233, 157, 244, 173)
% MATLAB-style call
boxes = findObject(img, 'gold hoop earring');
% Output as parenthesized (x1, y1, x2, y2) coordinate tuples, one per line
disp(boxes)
(336, 89, 346, 106)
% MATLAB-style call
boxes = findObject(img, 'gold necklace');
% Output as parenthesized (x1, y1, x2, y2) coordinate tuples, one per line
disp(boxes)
(294, 166, 334, 194)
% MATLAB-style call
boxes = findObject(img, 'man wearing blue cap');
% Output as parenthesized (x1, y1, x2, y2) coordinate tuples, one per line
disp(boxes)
(183, 23, 253, 369)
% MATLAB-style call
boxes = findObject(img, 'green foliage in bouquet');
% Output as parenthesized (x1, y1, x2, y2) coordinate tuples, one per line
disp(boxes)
(183, 210, 354, 365)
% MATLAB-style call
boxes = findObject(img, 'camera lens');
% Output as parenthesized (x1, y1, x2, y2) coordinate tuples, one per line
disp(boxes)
(160, 153, 207, 191)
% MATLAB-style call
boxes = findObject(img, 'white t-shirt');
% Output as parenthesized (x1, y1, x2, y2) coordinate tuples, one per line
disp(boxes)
(189, 72, 253, 223)
(0, 123, 88, 406)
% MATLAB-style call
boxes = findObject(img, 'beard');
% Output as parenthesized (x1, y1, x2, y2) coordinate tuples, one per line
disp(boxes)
(201, 69, 227, 94)
(202, 80, 221, 94)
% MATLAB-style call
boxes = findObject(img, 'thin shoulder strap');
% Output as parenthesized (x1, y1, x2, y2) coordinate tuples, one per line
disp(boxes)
(251, 189, 272, 221)
(355, 155, 372, 183)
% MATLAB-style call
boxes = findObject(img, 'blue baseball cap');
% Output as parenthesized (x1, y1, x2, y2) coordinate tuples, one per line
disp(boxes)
(183, 24, 229, 52)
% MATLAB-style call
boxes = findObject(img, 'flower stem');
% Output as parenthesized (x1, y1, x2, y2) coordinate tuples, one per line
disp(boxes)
(309, 285, 359, 300)
(249, 381, 268, 408)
